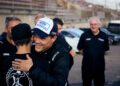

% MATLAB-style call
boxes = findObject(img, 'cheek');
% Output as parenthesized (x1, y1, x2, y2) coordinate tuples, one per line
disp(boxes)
(7, 28, 11, 33)
(35, 41, 47, 51)
(45, 39, 53, 48)
(58, 29, 62, 33)
(35, 45, 43, 52)
(91, 25, 96, 28)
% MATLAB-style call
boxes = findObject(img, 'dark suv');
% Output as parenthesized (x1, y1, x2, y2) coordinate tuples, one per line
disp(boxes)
(101, 28, 120, 45)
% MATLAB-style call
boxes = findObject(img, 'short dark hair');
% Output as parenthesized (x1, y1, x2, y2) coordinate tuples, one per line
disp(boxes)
(53, 18, 64, 26)
(11, 23, 32, 46)
(14, 38, 31, 46)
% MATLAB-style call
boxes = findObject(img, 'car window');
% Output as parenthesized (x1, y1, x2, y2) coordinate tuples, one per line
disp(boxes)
(61, 31, 75, 38)
(101, 28, 111, 35)
(62, 28, 83, 38)
(80, 28, 89, 32)
(108, 23, 120, 34)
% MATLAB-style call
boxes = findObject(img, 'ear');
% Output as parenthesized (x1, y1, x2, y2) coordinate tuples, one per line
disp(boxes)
(52, 36, 57, 42)
(31, 35, 34, 42)
(11, 40, 15, 46)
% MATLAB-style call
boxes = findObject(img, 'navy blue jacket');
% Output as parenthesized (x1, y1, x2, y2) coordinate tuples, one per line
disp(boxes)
(0, 37, 16, 86)
(56, 34, 73, 69)
(29, 41, 70, 86)
(77, 30, 109, 72)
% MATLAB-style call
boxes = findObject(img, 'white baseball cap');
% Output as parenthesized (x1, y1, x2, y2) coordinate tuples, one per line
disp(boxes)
(32, 17, 58, 38)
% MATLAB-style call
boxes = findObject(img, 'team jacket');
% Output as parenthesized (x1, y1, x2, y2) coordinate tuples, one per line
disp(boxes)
(77, 30, 109, 72)
(0, 37, 16, 86)
(29, 41, 70, 86)
(56, 34, 74, 69)
(6, 54, 33, 86)
(56, 34, 72, 53)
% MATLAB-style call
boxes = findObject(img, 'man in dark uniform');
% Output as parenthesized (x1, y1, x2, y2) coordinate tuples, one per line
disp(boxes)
(77, 17, 109, 86)
(53, 18, 75, 69)
(0, 17, 11, 40)
(12, 17, 70, 86)
(0, 17, 21, 86)
(0, 17, 21, 40)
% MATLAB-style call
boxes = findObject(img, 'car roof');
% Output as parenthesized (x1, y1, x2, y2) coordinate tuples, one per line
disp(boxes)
(109, 20, 120, 24)
(62, 28, 83, 37)
(62, 28, 83, 33)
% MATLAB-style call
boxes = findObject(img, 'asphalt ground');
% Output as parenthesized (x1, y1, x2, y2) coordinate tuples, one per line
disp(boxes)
(68, 44, 120, 86)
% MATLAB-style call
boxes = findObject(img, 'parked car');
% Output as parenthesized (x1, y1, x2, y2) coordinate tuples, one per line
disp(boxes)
(79, 28, 90, 32)
(101, 28, 120, 44)
(108, 20, 120, 34)
(61, 28, 83, 52)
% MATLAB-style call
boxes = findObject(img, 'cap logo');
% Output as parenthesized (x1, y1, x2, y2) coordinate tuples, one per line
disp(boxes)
(37, 20, 50, 31)
(34, 17, 54, 35)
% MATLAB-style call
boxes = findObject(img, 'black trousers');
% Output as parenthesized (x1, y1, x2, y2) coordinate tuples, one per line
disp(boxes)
(82, 70, 105, 86)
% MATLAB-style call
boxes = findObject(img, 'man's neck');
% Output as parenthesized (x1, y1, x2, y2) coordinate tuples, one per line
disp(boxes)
(93, 30, 100, 36)
(6, 35, 15, 45)
(16, 44, 31, 54)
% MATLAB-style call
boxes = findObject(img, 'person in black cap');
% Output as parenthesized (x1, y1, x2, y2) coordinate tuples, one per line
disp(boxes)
(0, 17, 21, 86)
(12, 17, 70, 86)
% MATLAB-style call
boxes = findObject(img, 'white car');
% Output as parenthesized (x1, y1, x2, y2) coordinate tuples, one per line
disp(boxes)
(61, 28, 83, 52)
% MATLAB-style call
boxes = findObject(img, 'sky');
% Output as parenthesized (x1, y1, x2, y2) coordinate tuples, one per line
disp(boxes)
(86, 0, 120, 10)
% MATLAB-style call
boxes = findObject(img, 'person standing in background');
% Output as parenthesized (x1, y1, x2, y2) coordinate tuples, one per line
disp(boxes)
(0, 17, 21, 86)
(77, 16, 109, 86)
(34, 13, 46, 25)
(53, 18, 76, 69)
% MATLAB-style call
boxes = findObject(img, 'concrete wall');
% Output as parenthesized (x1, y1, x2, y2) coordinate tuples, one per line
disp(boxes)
(0, 14, 55, 34)
(0, 14, 35, 33)
(0, 14, 90, 34)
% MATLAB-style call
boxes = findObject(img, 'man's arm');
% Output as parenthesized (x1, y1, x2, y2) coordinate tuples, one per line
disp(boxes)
(0, 50, 2, 85)
(0, 41, 4, 85)
(104, 34, 110, 51)
(69, 49, 76, 57)
(12, 52, 70, 86)
(77, 34, 85, 52)
(58, 34, 76, 57)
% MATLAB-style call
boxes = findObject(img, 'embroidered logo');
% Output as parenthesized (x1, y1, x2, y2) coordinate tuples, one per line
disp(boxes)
(6, 67, 33, 86)
(98, 38, 104, 42)
(37, 20, 50, 31)
(3, 53, 10, 56)
(86, 38, 91, 41)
